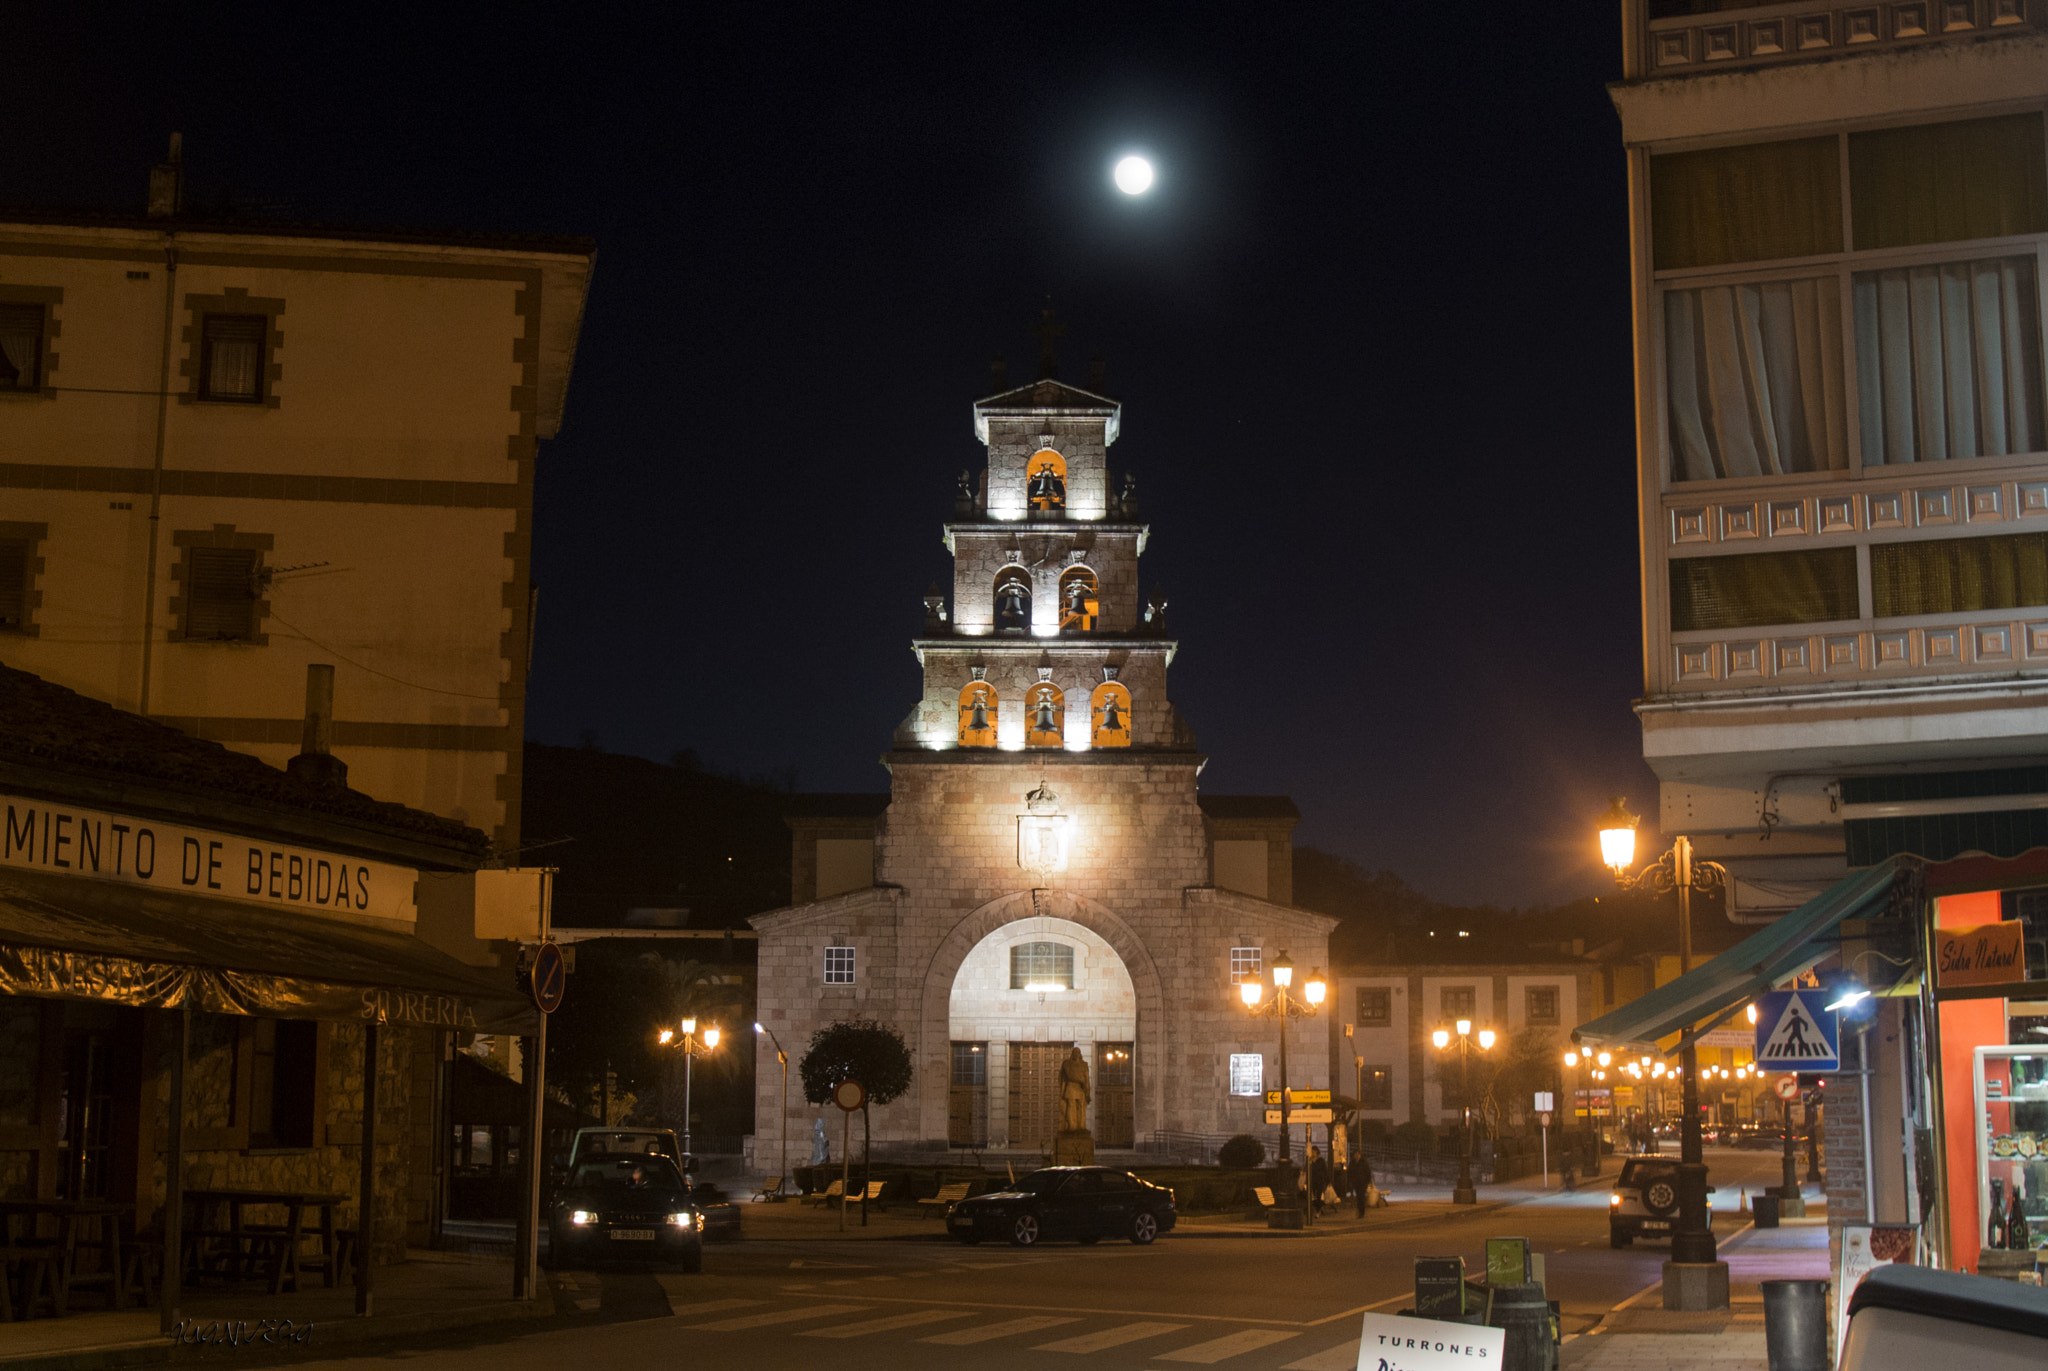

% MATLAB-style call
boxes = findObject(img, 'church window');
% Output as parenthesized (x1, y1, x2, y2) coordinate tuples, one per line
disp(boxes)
(1009, 941, 1075, 991)
(957, 681, 999, 748)
(824, 946, 856, 984)
(1058, 567, 1098, 632)
(1025, 682, 1064, 747)
(1089, 680, 1132, 748)
(1228, 1053, 1263, 1098)
(1229, 947, 1261, 984)
(993, 567, 1032, 632)
(1026, 449, 1066, 512)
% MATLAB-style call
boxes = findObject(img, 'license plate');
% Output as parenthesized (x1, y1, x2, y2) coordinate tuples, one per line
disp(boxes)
(610, 1229, 657, 1241)
(1641, 1222, 1668, 1231)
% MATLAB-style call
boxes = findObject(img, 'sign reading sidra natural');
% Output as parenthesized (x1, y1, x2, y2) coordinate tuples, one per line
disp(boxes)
(1354, 1311, 1503, 1371)
(2, 793, 417, 923)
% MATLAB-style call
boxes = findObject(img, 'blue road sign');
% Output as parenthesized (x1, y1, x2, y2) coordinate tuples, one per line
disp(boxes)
(1754, 989, 1839, 1072)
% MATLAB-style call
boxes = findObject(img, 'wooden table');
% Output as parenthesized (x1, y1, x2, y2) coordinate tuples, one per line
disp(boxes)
(0, 1198, 136, 1318)
(182, 1189, 346, 1296)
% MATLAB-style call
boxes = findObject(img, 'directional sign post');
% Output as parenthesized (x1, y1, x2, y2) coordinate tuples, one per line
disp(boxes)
(1755, 990, 1840, 1072)
(1265, 1089, 1332, 1106)
(1265, 1107, 1334, 1125)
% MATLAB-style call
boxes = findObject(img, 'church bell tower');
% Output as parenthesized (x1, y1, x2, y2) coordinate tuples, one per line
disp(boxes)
(896, 318, 1190, 759)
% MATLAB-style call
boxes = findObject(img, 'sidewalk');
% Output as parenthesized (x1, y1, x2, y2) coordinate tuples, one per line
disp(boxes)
(1562, 1190, 1832, 1371)
(0, 1251, 550, 1371)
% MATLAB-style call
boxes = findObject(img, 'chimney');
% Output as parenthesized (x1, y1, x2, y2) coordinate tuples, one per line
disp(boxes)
(286, 664, 349, 788)
(147, 133, 184, 219)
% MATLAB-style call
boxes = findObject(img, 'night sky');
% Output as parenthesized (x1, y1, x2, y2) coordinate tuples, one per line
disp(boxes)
(5, 6, 1664, 907)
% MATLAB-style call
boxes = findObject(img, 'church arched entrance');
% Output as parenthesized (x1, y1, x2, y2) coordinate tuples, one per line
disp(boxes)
(923, 891, 1159, 1152)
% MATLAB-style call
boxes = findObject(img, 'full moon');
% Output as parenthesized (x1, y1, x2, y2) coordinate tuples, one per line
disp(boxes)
(1113, 155, 1155, 196)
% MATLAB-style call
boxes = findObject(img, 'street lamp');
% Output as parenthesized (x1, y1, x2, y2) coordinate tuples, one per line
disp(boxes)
(667, 1016, 720, 1161)
(755, 1022, 788, 1197)
(1596, 797, 1724, 1270)
(1238, 952, 1326, 1215)
(1433, 1018, 1494, 1205)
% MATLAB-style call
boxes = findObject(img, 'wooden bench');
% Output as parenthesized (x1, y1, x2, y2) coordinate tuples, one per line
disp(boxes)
(919, 1182, 970, 1218)
(843, 1181, 885, 1209)
(801, 1179, 844, 1207)
(1250, 1186, 1276, 1211)
(752, 1177, 786, 1203)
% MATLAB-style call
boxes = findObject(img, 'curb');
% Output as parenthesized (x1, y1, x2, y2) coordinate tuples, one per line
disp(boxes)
(0, 1293, 556, 1371)
(1173, 1198, 1520, 1239)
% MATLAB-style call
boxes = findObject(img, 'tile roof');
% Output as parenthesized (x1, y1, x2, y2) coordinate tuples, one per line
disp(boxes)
(0, 662, 489, 859)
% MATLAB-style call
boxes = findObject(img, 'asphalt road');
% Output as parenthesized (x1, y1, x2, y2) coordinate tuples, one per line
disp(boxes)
(296, 1149, 1797, 1371)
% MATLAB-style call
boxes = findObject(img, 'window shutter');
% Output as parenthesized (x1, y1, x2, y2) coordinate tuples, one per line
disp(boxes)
(0, 304, 43, 389)
(186, 547, 259, 638)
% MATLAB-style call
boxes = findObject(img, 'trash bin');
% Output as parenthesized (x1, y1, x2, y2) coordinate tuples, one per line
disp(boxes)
(1486, 1282, 1555, 1371)
(1753, 1192, 1780, 1229)
(1762, 1278, 1828, 1371)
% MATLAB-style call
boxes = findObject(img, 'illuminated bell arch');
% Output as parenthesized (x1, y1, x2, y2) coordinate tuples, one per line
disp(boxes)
(1026, 449, 1067, 512)
(1059, 566, 1099, 633)
(1025, 682, 1065, 747)
(1089, 681, 1132, 748)
(993, 566, 1032, 632)
(958, 681, 999, 748)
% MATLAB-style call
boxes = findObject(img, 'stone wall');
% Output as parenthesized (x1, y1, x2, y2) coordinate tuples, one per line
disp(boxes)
(908, 647, 1177, 751)
(983, 417, 1110, 522)
(949, 529, 1143, 635)
(752, 753, 1334, 1146)
(148, 1018, 434, 1265)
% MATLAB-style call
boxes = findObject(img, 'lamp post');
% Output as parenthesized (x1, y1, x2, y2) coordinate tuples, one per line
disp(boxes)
(660, 1017, 720, 1161)
(1432, 1019, 1495, 1205)
(754, 1023, 788, 1194)
(1597, 798, 1723, 1271)
(1239, 952, 1325, 1216)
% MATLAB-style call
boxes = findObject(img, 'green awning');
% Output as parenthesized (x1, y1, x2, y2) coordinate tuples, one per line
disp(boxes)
(1573, 854, 1913, 1054)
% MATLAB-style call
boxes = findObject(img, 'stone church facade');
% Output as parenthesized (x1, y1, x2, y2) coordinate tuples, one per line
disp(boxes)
(752, 365, 1333, 1154)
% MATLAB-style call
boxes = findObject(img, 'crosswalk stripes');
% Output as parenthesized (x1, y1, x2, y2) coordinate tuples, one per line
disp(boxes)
(919, 1315, 1083, 1345)
(1279, 1339, 1364, 1371)
(1154, 1329, 1303, 1364)
(682, 1302, 871, 1331)
(797, 1309, 978, 1339)
(664, 1297, 767, 1319)
(1034, 1322, 1192, 1353)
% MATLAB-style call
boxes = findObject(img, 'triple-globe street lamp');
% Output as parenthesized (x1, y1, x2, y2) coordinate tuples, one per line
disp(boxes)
(1238, 952, 1326, 1199)
(1431, 1018, 1494, 1205)
(658, 1017, 720, 1161)
(1596, 798, 1722, 1268)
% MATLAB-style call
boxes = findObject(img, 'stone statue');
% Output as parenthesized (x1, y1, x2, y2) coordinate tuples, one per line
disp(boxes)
(810, 1118, 829, 1166)
(1059, 1047, 1091, 1133)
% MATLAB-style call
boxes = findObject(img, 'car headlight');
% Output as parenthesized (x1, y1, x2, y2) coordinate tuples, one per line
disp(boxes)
(1609, 1194, 1623, 1207)
(668, 1212, 695, 1228)
(570, 1210, 596, 1225)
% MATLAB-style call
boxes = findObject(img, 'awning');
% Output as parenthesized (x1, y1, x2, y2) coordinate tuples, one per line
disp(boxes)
(0, 865, 539, 1035)
(1573, 854, 1914, 1054)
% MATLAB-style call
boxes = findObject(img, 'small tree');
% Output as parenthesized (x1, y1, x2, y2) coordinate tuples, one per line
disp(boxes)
(798, 1020, 912, 1222)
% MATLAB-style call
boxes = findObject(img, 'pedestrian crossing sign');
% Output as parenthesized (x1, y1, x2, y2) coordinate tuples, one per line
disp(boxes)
(1754, 989, 1839, 1071)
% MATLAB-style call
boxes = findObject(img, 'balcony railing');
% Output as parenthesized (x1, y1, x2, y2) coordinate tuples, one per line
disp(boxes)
(1639, 0, 2040, 79)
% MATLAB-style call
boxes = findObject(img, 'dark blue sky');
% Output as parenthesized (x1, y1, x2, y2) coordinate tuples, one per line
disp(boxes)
(5, 4, 1662, 906)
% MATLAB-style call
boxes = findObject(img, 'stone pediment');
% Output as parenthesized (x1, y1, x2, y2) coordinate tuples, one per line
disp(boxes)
(973, 380, 1121, 444)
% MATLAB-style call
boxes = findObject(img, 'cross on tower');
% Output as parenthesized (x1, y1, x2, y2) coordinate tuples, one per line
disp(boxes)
(1031, 307, 1065, 380)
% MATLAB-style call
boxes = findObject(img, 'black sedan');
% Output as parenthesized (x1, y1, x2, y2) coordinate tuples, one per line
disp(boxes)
(546, 1155, 703, 1272)
(947, 1167, 1176, 1247)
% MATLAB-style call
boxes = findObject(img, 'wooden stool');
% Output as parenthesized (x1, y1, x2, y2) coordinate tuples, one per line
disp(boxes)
(3, 1246, 62, 1320)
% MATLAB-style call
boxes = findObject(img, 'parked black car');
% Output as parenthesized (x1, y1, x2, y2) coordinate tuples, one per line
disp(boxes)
(546, 1155, 702, 1271)
(688, 1183, 743, 1241)
(947, 1167, 1176, 1247)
